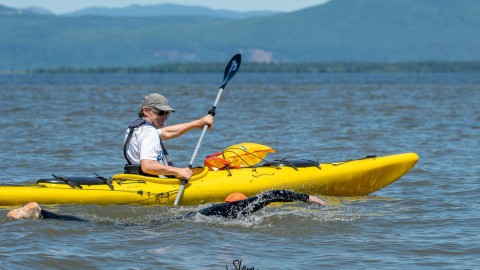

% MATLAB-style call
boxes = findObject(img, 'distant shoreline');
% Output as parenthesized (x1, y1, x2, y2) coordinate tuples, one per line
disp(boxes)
(2, 61, 480, 74)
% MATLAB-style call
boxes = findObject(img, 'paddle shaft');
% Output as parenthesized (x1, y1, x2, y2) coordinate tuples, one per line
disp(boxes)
(173, 54, 241, 206)
(173, 88, 224, 206)
(187, 87, 224, 168)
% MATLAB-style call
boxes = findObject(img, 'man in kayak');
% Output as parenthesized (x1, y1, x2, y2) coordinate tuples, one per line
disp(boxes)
(123, 93, 213, 179)
(6, 190, 327, 220)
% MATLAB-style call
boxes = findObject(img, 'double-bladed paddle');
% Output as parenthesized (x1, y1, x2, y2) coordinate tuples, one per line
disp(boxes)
(173, 53, 242, 206)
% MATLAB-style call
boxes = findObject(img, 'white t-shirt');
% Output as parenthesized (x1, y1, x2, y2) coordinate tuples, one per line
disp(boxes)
(124, 124, 166, 166)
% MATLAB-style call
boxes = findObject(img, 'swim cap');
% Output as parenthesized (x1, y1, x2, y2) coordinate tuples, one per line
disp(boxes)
(224, 192, 247, 202)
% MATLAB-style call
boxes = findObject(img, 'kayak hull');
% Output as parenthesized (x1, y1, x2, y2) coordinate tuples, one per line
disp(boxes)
(0, 153, 419, 206)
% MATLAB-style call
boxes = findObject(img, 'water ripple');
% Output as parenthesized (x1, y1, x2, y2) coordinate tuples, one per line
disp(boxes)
(0, 73, 479, 269)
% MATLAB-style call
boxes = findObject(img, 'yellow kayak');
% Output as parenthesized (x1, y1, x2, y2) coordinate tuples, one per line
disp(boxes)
(0, 152, 418, 206)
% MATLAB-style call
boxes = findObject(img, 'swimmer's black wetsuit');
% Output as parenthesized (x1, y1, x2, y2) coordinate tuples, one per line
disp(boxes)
(39, 210, 88, 222)
(35, 190, 309, 221)
(187, 190, 310, 219)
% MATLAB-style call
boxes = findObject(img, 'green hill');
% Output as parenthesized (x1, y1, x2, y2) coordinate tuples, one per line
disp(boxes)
(1, 0, 480, 70)
(66, 4, 279, 19)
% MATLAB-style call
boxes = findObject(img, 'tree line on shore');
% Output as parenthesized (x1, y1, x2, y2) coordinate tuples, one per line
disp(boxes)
(22, 61, 480, 74)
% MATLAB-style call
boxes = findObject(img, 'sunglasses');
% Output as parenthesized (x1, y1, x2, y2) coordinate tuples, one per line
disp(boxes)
(155, 110, 170, 116)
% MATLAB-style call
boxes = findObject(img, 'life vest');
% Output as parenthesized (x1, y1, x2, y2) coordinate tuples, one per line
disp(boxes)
(123, 118, 173, 176)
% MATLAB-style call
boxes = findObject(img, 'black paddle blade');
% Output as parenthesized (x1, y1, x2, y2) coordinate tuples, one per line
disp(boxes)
(220, 53, 241, 89)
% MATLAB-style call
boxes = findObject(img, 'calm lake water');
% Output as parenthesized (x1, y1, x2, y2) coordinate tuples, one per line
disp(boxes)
(0, 72, 478, 269)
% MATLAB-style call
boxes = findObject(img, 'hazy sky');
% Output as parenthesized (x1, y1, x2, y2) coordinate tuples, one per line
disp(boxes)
(0, 0, 331, 14)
